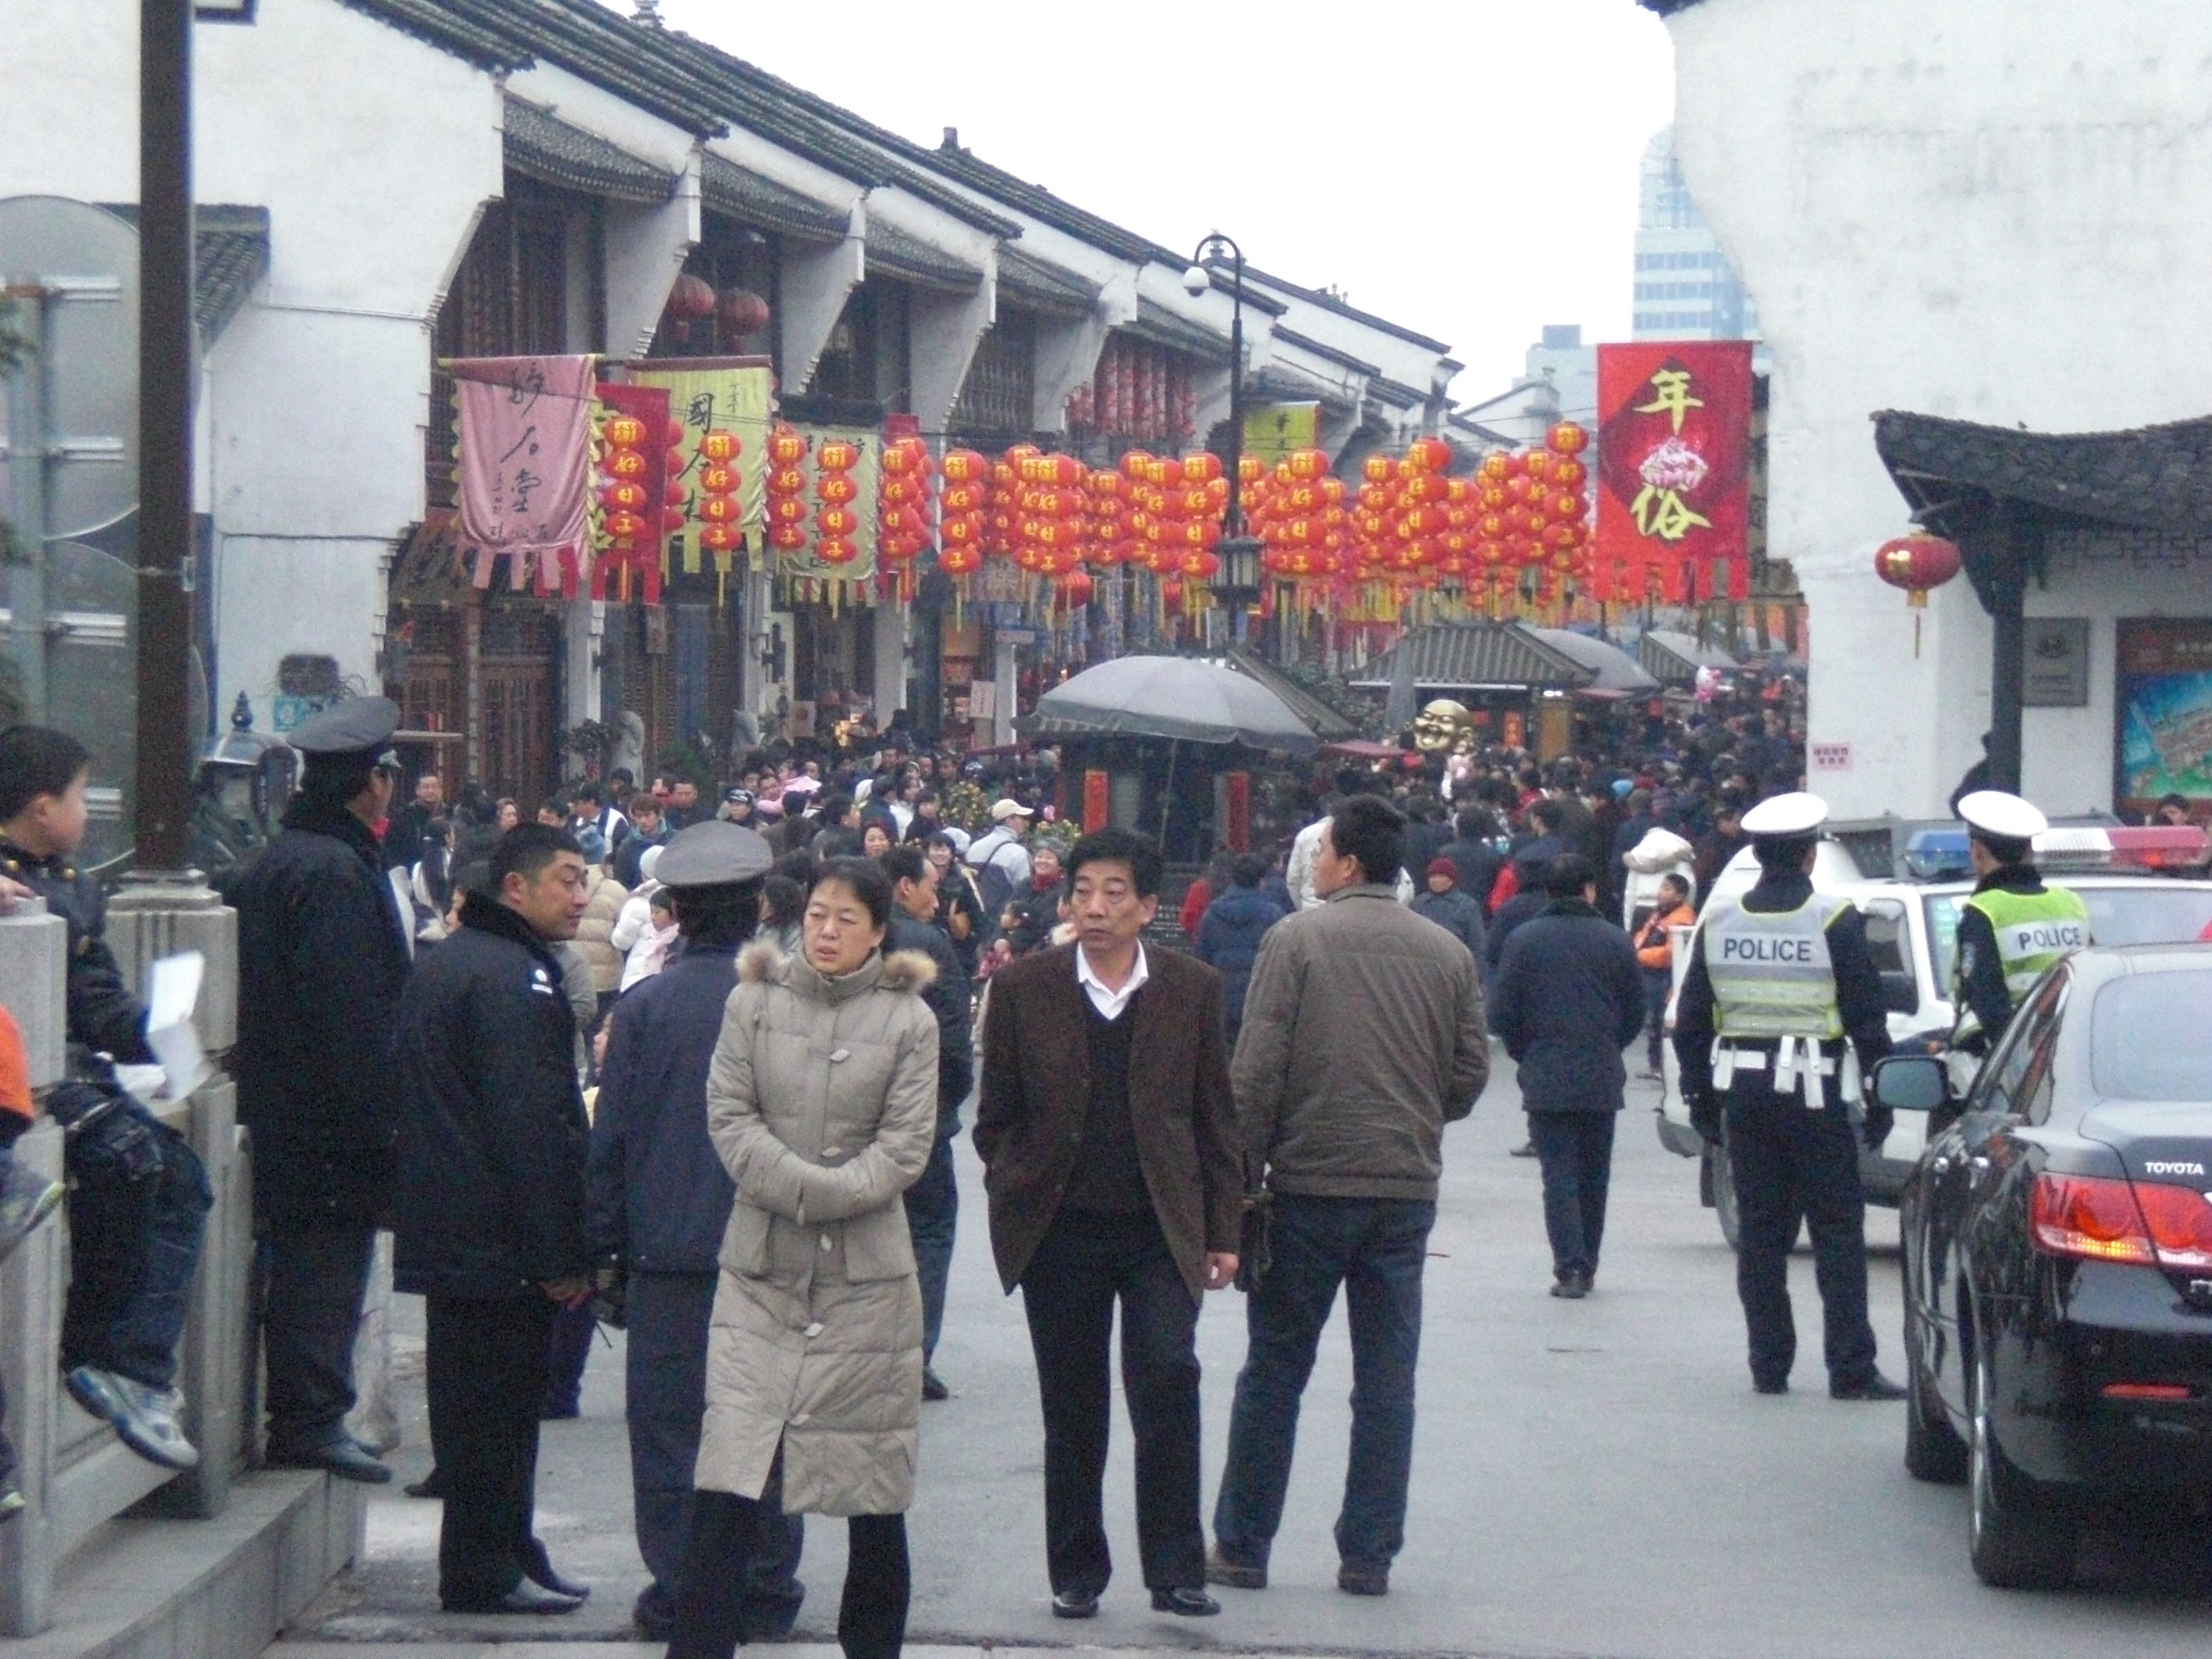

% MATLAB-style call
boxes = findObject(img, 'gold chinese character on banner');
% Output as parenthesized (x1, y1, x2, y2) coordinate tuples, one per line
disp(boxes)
(1633, 369, 1704, 434)
(1629, 485, 1713, 541)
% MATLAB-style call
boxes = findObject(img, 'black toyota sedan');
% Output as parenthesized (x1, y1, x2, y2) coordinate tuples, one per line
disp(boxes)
(1882, 943, 2212, 1590)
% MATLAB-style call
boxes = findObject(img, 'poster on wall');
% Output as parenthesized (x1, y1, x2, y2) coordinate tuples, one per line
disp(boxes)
(2115, 618, 2212, 821)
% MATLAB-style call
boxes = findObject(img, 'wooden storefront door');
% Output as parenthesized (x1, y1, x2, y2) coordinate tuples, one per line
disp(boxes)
(480, 602, 562, 802)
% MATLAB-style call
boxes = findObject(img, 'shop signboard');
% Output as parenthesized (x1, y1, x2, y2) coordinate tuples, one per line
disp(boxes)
(2022, 617, 2090, 708)
(2116, 617, 2212, 819)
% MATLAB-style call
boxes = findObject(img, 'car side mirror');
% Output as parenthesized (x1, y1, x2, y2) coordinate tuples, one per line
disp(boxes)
(1879, 968, 1921, 1016)
(1871, 1053, 1949, 1112)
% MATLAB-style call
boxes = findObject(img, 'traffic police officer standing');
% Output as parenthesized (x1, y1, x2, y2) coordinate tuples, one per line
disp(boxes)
(586, 820, 805, 1643)
(225, 696, 413, 1481)
(1950, 790, 2089, 1050)
(1674, 793, 1904, 1400)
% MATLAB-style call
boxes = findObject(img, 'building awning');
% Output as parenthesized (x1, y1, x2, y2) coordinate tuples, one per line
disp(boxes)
(1873, 409, 2212, 537)
(699, 152, 848, 243)
(994, 244, 1099, 319)
(865, 222, 983, 294)
(1349, 622, 1596, 691)
(1527, 628, 1661, 696)
(1638, 628, 1740, 684)
(504, 95, 678, 204)
(1124, 298, 1227, 359)
(94, 203, 269, 346)
(1223, 647, 1361, 740)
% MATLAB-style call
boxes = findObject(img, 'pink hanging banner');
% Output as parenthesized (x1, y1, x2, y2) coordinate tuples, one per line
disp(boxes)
(451, 354, 596, 595)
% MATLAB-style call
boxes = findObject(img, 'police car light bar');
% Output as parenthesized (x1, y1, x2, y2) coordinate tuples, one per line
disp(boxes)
(2035, 825, 2211, 872)
(1903, 827, 1973, 880)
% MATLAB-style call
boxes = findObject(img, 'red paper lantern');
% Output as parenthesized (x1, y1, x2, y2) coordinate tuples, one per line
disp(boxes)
(666, 273, 716, 320)
(699, 430, 741, 464)
(1874, 533, 1962, 605)
(1547, 421, 1589, 457)
(718, 287, 771, 336)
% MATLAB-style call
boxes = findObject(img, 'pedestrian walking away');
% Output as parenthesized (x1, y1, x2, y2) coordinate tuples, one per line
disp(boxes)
(393, 823, 598, 1616)
(974, 827, 1243, 1622)
(224, 695, 413, 1484)
(1488, 854, 1644, 1297)
(1633, 874, 1697, 1077)
(668, 858, 939, 1659)
(1210, 795, 1488, 1598)
(586, 821, 805, 1643)
(1672, 792, 1904, 1401)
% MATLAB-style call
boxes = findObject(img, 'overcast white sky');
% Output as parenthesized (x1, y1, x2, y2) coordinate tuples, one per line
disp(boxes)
(628, 0, 1677, 404)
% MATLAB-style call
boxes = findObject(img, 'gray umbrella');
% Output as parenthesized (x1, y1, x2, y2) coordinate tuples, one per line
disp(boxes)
(1033, 655, 1319, 755)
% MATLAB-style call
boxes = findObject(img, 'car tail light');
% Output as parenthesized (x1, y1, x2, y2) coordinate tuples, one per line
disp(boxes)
(2030, 1173, 2156, 1263)
(2102, 1382, 2195, 1401)
(2032, 1172, 2212, 1269)
(2131, 1181, 2212, 1270)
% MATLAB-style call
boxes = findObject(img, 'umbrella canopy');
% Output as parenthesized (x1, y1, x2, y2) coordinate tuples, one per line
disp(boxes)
(1033, 655, 1319, 754)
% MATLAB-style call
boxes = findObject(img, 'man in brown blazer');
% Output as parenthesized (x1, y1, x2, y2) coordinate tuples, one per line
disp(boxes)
(975, 827, 1243, 1622)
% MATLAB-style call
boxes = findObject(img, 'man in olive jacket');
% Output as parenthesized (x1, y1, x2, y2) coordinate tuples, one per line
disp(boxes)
(975, 827, 1242, 1622)
(1210, 796, 1488, 1599)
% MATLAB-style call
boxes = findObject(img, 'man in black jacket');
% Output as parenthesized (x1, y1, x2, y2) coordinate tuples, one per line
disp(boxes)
(394, 823, 595, 1616)
(1488, 855, 1643, 1297)
(225, 696, 412, 1482)
(882, 843, 975, 1401)
(588, 821, 804, 1643)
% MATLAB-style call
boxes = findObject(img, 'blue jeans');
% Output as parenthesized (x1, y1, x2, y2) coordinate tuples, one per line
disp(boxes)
(903, 1136, 958, 1361)
(1526, 1111, 1616, 1278)
(58, 1097, 211, 1391)
(1212, 1194, 1434, 1572)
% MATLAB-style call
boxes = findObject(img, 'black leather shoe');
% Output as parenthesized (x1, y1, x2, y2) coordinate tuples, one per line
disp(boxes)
(441, 1580, 584, 1615)
(1151, 1586, 1221, 1616)
(1753, 1377, 1789, 1395)
(1338, 1563, 1389, 1596)
(1549, 1271, 1589, 1299)
(1050, 1589, 1100, 1619)
(268, 1436, 392, 1484)
(405, 1467, 447, 1499)
(922, 1367, 950, 1401)
(523, 1540, 591, 1601)
(1832, 1372, 1908, 1401)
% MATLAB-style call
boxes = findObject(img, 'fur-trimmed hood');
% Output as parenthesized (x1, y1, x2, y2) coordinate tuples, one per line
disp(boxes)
(737, 937, 937, 995)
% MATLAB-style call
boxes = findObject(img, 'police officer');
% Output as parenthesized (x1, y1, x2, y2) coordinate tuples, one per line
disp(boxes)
(585, 820, 804, 1642)
(1950, 790, 2089, 1050)
(224, 697, 413, 1481)
(1673, 792, 1903, 1400)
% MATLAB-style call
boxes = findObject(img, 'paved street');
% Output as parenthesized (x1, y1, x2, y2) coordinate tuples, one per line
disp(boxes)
(284, 1059, 2212, 1658)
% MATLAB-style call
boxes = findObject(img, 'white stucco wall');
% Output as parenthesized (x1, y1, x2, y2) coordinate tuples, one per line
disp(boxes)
(1662, 0, 2212, 815)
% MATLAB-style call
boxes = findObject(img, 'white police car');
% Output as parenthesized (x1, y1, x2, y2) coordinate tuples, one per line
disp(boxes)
(1653, 820, 2212, 1248)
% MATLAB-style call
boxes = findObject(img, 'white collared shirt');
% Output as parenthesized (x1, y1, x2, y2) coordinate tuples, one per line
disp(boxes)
(1075, 939, 1149, 1022)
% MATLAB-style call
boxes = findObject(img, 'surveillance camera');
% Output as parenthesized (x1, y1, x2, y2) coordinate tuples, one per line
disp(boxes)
(1181, 263, 1208, 298)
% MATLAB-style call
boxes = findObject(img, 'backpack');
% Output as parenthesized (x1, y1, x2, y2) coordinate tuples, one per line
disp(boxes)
(970, 838, 1020, 918)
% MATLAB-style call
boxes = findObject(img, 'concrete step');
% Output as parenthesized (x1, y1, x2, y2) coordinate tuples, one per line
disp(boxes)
(9, 1470, 363, 1659)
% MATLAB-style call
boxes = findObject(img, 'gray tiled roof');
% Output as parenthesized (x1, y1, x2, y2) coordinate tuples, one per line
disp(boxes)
(1126, 298, 1227, 359)
(865, 224, 981, 294)
(1528, 628, 1660, 695)
(504, 95, 677, 203)
(699, 152, 848, 243)
(1271, 326, 1379, 379)
(1638, 628, 1740, 683)
(926, 142, 1179, 266)
(994, 245, 1099, 318)
(192, 205, 268, 341)
(1349, 622, 1596, 690)
(1873, 409, 2212, 535)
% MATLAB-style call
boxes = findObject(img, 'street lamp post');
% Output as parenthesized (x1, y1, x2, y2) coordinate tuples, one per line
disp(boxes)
(1183, 234, 1263, 647)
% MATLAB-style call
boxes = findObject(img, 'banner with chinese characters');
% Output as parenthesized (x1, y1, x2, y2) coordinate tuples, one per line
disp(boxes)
(1593, 341, 1753, 602)
(1243, 401, 1320, 468)
(622, 358, 773, 575)
(451, 354, 596, 594)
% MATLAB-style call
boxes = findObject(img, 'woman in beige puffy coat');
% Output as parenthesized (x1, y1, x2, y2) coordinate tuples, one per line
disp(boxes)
(670, 857, 939, 1659)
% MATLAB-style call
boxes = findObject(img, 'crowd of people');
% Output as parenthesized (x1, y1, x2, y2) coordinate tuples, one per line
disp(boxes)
(0, 666, 1893, 1659)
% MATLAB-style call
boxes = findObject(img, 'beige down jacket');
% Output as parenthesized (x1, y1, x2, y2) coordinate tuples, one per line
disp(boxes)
(696, 941, 940, 1516)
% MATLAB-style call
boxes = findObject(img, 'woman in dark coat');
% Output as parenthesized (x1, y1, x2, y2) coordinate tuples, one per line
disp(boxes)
(1190, 854, 1283, 1048)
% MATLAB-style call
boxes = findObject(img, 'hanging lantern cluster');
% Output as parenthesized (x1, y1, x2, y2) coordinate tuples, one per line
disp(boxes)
(813, 438, 862, 567)
(1461, 422, 1592, 602)
(764, 424, 809, 554)
(694, 429, 743, 556)
(660, 272, 716, 346)
(937, 449, 987, 577)
(876, 435, 934, 571)
(1010, 448, 1090, 577)
(1248, 448, 1351, 581)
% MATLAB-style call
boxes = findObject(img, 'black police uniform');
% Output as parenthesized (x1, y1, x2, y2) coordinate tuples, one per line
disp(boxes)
(223, 789, 412, 1463)
(586, 842, 802, 1641)
(1674, 865, 1893, 1393)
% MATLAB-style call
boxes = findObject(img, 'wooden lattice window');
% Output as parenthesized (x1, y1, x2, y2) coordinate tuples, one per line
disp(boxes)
(949, 306, 1037, 442)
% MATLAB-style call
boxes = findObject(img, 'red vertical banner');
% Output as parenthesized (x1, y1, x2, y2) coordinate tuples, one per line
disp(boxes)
(1223, 771, 1250, 853)
(1084, 768, 1110, 832)
(1593, 342, 1753, 603)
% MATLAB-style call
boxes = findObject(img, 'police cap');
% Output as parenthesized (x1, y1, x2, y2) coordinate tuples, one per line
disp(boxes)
(1739, 790, 1829, 840)
(653, 819, 773, 888)
(287, 695, 401, 758)
(1957, 790, 2047, 842)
